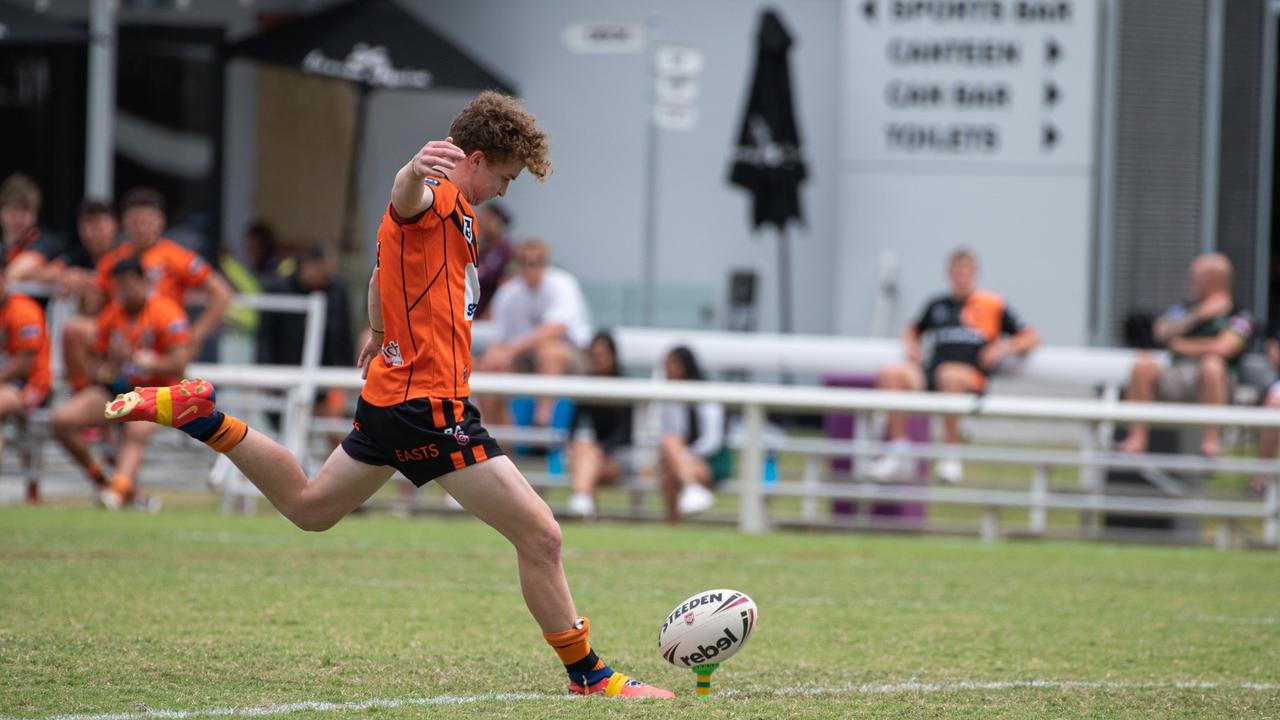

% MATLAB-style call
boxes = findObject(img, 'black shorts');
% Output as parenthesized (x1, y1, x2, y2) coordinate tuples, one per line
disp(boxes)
(924, 361, 989, 393)
(341, 396, 505, 487)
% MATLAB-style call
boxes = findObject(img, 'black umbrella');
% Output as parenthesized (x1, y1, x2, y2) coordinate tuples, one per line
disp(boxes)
(0, 2, 87, 45)
(224, 0, 514, 94)
(225, 0, 516, 243)
(728, 9, 808, 334)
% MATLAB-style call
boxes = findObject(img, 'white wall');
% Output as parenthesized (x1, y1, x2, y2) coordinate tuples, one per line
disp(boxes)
(346, 0, 845, 333)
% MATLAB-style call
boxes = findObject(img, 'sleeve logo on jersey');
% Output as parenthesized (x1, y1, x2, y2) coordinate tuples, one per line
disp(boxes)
(381, 339, 404, 367)
(462, 215, 475, 244)
(18, 325, 39, 340)
(423, 177, 440, 187)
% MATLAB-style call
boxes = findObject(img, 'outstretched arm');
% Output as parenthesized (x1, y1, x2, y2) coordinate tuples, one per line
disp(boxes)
(391, 137, 466, 219)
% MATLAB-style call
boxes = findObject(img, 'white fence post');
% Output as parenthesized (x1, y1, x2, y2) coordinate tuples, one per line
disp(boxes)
(1030, 464, 1049, 535)
(738, 403, 768, 534)
(1265, 477, 1278, 548)
(282, 292, 327, 461)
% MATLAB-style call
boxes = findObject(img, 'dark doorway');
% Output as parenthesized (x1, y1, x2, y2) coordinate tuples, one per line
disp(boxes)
(115, 25, 224, 262)
(0, 43, 87, 243)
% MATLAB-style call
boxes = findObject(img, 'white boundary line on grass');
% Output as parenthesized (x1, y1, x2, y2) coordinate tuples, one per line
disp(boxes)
(12, 680, 1280, 720)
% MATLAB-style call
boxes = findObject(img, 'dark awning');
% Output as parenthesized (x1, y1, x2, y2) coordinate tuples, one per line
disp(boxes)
(224, 0, 515, 94)
(0, 2, 87, 45)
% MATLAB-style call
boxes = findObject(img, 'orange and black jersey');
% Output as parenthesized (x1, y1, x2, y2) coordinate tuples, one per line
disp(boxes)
(913, 290, 1027, 370)
(362, 177, 480, 406)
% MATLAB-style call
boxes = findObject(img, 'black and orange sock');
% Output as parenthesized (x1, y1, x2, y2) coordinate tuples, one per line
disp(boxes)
(86, 461, 108, 488)
(543, 617, 614, 686)
(179, 411, 249, 453)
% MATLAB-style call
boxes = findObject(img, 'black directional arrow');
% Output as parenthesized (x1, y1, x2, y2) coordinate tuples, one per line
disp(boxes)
(1046, 38, 1062, 65)
(863, 0, 876, 20)
(1042, 124, 1059, 150)
(1044, 80, 1060, 107)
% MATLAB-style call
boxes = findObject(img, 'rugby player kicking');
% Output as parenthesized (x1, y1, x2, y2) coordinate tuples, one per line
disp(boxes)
(104, 92, 673, 700)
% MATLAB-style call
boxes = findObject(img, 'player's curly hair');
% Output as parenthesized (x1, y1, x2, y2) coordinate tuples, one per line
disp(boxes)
(449, 91, 551, 182)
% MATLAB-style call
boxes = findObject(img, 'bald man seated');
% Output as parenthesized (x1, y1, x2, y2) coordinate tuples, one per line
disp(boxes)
(1119, 253, 1253, 458)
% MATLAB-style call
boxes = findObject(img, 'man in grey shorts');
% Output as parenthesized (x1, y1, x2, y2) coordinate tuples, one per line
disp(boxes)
(1119, 253, 1253, 457)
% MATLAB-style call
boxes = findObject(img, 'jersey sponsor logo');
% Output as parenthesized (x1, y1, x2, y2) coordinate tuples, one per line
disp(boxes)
(17, 324, 39, 340)
(394, 443, 440, 463)
(445, 424, 470, 446)
(462, 215, 475, 244)
(166, 319, 188, 335)
(381, 340, 404, 367)
(423, 177, 441, 187)
(464, 263, 479, 322)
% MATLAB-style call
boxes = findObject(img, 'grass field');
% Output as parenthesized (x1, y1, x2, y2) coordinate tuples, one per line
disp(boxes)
(3, 498, 1279, 719)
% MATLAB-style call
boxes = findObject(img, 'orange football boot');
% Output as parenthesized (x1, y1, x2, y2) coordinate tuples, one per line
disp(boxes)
(568, 672, 675, 699)
(104, 378, 216, 428)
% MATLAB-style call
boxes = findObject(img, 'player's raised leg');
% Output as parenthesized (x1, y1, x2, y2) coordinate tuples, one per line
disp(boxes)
(105, 378, 394, 529)
(437, 456, 674, 699)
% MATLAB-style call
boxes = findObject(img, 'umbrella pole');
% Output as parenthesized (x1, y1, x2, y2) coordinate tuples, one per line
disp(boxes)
(342, 85, 372, 252)
(777, 225, 793, 335)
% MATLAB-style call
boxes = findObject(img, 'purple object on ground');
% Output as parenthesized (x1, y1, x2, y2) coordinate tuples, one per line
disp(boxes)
(822, 373, 928, 523)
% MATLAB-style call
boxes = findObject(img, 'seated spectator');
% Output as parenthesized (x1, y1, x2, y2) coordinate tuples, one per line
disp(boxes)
(566, 331, 634, 519)
(1119, 253, 1252, 458)
(59, 200, 121, 392)
(656, 346, 732, 522)
(1255, 331, 1280, 494)
(474, 203, 514, 319)
(0, 259, 52, 418)
(52, 258, 192, 509)
(91, 188, 233, 348)
(220, 220, 284, 334)
(481, 238, 591, 426)
(1, 173, 62, 279)
(869, 248, 1039, 483)
(257, 246, 354, 436)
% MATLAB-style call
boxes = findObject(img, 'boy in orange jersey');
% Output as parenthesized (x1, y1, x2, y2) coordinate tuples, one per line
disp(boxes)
(103, 92, 673, 699)
(79, 188, 232, 369)
(54, 258, 192, 508)
(0, 259, 52, 416)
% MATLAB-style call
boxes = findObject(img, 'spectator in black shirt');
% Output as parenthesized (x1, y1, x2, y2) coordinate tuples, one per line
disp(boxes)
(869, 248, 1039, 483)
(1, 174, 62, 282)
(256, 247, 354, 437)
(566, 331, 633, 520)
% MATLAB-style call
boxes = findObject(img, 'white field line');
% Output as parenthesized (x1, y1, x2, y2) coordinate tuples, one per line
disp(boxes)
(11, 680, 1280, 720)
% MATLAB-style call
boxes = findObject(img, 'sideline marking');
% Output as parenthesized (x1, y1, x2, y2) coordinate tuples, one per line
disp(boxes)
(14, 680, 1280, 720)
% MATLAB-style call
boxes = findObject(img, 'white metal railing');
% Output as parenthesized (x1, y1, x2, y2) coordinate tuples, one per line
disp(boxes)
(185, 367, 1280, 547)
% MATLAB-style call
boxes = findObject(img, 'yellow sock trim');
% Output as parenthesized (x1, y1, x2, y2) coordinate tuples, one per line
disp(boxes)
(155, 386, 173, 427)
(603, 673, 629, 697)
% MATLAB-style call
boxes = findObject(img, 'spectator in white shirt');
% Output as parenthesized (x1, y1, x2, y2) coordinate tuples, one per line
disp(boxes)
(480, 238, 591, 425)
(655, 346, 733, 522)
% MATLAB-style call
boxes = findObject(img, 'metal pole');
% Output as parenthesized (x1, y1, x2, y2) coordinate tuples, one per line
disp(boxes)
(1255, 2, 1279, 319)
(777, 226, 792, 334)
(85, 0, 117, 198)
(1200, 0, 1225, 254)
(1090, 0, 1121, 346)
(737, 403, 768, 533)
(641, 47, 660, 327)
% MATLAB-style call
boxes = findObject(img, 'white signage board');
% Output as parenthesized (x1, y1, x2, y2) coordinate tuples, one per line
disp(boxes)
(563, 22, 646, 55)
(654, 45, 704, 132)
(837, 0, 1100, 345)
(846, 0, 1096, 166)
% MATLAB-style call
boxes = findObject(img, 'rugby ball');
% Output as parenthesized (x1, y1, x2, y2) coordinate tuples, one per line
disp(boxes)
(658, 589, 758, 668)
